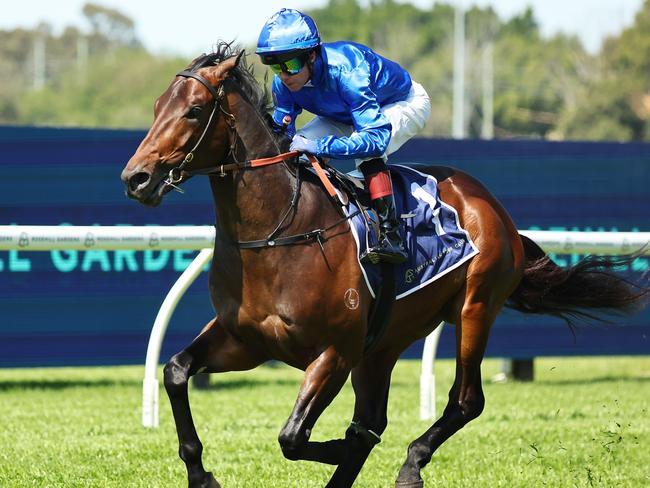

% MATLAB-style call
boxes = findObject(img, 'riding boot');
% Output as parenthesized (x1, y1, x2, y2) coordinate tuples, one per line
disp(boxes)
(361, 193, 408, 264)
(359, 159, 408, 265)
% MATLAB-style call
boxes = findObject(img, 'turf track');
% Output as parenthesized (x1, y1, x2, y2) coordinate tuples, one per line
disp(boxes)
(0, 357, 648, 487)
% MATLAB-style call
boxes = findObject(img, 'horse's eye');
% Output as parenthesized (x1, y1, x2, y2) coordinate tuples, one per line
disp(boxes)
(187, 106, 203, 119)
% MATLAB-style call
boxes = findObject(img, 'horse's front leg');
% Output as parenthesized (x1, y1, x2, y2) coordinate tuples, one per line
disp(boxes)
(164, 317, 264, 488)
(277, 347, 396, 488)
(323, 349, 399, 487)
(276, 345, 397, 481)
(277, 345, 353, 463)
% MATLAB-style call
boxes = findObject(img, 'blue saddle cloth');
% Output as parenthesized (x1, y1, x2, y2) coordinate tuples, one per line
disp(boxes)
(345, 164, 479, 300)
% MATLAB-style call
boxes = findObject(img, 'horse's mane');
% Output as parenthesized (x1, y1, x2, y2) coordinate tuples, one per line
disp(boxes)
(187, 42, 280, 138)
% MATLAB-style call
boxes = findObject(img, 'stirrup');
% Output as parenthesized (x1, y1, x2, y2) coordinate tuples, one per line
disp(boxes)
(360, 247, 381, 265)
(360, 240, 407, 265)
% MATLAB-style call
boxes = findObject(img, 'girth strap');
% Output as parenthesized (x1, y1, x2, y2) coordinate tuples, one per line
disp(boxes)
(237, 211, 360, 249)
(238, 229, 327, 249)
(364, 262, 395, 353)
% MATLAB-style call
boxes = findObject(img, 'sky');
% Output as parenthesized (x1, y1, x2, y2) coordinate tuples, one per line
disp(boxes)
(0, 0, 644, 56)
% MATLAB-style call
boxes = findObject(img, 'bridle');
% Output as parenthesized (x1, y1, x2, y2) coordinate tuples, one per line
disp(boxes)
(163, 69, 240, 192)
(165, 69, 310, 188)
(163, 66, 357, 250)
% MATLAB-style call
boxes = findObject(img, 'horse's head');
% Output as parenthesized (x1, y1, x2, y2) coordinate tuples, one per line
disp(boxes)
(121, 50, 245, 206)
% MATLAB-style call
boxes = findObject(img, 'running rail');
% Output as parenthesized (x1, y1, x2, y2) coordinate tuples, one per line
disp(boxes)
(1, 226, 648, 426)
(0, 225, 215, 251)
(2, 226, 649, 254)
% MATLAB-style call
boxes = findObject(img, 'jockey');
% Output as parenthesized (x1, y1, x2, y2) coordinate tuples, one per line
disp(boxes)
(256, 8, 431, 265)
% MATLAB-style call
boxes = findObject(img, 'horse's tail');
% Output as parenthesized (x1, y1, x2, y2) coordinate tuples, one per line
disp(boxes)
(505, 234, 649, 324)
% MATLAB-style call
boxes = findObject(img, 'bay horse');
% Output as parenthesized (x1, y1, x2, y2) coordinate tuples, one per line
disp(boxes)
(120, 44, 647, 488)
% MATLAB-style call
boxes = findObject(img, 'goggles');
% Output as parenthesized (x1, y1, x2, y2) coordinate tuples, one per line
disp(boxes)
(262, 55, 306, 76)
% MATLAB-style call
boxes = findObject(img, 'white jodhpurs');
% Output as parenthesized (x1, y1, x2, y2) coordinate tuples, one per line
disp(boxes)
(296, 81, 431, 166)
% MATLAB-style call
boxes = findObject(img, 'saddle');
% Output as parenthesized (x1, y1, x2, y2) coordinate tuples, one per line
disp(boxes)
(306, 158, 480, 299)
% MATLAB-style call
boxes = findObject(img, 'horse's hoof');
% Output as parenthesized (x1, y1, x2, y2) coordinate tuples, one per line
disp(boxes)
(395, 480, 424, 488)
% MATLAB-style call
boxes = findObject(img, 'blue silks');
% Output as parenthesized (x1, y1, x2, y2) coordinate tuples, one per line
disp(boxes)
(271, 42, 413, 159)
(256, 8, 321, 55)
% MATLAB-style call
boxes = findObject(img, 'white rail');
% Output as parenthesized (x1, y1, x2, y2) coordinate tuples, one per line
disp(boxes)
(518, 230, 650, 256)
(142, 248, 213, 427)
(3, 226, 648, 255)
(1, 226, 648, 426)
(0, 225, 214, 251)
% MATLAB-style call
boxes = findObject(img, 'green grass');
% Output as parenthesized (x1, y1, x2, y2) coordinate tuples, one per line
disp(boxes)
(1, 357, 649, 487)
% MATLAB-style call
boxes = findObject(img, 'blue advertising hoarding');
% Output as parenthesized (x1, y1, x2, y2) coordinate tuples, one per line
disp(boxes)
(0, 126, 648, 367)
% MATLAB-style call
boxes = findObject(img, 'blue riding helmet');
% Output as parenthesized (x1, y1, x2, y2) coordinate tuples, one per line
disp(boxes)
(256, 8, 320, 60)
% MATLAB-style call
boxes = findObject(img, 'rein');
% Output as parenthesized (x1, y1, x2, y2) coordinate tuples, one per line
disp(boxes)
(167, 67, 358, 250)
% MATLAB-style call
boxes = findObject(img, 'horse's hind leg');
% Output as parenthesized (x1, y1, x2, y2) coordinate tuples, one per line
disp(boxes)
(395, 274, 508, 487)
(164, 317, 264, 488)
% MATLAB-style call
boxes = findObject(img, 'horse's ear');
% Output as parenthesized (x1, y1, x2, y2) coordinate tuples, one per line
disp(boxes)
(212, 50, 246, 81)
(235, 50, 246, 67)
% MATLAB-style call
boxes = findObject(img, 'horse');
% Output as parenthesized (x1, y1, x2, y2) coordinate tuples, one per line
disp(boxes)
(120, 44, 648, 488)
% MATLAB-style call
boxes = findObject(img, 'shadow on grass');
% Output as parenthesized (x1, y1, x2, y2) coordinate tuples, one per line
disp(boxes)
(0, 376, 300, 392)
(533, 376, 650, 386)
(191, 377, 300, 391)
(0, 378, 141, 391)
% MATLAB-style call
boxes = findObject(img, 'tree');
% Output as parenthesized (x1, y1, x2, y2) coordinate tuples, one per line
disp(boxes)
(2, 0, 648, 140)
(82, 3, 141, 50)
(18, 49, 184, 128)
(555, 0, 650, 141)
(307, 1, 589, 138)
(0, 2, 146, 125)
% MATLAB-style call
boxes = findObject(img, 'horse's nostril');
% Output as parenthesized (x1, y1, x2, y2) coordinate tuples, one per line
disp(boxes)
(129, 172, 151, 192)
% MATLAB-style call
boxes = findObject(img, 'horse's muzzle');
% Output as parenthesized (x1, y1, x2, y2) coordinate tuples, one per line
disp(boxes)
(121, 168, 165, 206)
(125, 170, 151, 193)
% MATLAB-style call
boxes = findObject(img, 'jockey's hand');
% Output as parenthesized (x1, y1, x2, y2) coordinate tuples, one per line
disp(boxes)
(289, 135, 318, 155)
